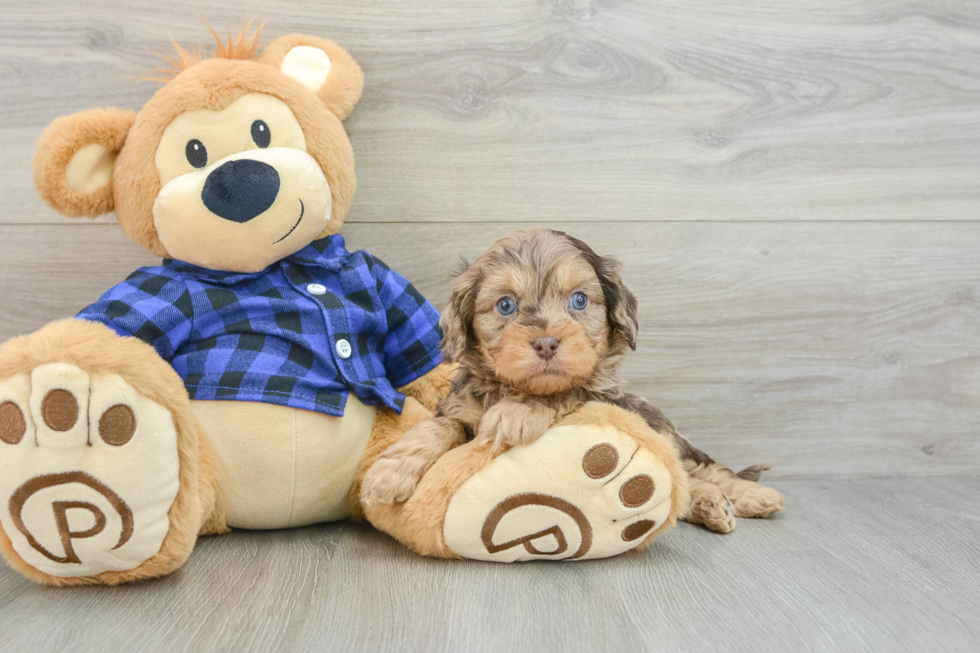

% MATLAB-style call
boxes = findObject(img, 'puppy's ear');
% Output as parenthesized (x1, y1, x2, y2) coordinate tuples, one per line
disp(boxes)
(596, 256, 639, 350)
(34, 108, 135, 217)
(439, 260, 481, 362)
(561, 232, 639, 350)
(259, 35, 364, 121)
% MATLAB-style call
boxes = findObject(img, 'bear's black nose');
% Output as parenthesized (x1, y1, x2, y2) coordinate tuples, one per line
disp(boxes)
(201, 159, 280, 223)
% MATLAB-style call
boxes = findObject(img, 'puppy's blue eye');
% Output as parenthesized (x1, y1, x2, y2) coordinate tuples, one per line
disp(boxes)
(497, 297, 516, 315)
(570, 292, 589, 311)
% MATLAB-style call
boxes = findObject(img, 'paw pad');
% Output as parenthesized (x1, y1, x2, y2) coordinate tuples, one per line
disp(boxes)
(584, 445, 658, 542)
(582, 443, 618, 478)
(4, 386, 141, 449)
(0, 366, 181, 577)
(619, 474, 655, 508)
(622, 519, 657, 542)
(99, 405, 136, 446)
(41, 389, 78, 432)
(445, 423, 675, 562)
(0, 401, 25, 444)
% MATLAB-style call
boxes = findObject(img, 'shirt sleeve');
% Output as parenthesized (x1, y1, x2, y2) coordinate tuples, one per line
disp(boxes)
(368, 255, 444, 388)
(75, 266, 193, 362)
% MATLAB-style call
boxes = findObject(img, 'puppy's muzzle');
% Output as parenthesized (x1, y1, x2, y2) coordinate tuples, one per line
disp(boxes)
(532, 336, 560, 360)
(201, 159, 281, 223)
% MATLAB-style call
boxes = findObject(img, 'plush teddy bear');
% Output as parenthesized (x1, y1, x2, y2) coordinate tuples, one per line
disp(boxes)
(0, 26, 693, 586)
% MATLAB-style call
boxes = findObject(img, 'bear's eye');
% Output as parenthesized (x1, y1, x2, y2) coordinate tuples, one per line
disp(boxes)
(570, 292, 589, 311)
(251, 120, 271, 148)
(185, 140, 207, 168)
(496, 297, 516, 316)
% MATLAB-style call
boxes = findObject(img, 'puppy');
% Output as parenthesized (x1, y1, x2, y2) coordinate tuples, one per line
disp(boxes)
(362, 229, 784, 532)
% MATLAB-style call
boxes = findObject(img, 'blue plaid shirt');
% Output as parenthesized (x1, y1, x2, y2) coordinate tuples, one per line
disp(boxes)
(77, 235, 443, 417)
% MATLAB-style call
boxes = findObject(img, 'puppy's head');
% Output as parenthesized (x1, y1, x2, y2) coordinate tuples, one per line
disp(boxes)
(441, 229, 638, 395)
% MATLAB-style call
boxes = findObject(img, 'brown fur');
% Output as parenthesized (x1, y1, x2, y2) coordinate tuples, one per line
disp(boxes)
(559, 403, 690, 547)
(362, 229, 649, 504)
(473, 399, 568, 450)
(258, 33, 365, 121)
(346, 363, 459, 520)
(17, 26, 469, 583)
(361, 401, 691, 558)
(491, 319, 599, 396)
(365, 229, 783, 532)
(362, 421, 494, 559)
(686, 461, 785, 520)
(685, 478, 735, 534)
(15, 26, 477, 583)
(396, 362, 457, 414)
(151, 21, 264, 81)
(33, 108, 135, 218)
(436, 229, 640, 450)
(0, 319, 226, 585)
(361, 415, 467, 506)
(33, 31, 363, 258)
(347, 398, 433, 522)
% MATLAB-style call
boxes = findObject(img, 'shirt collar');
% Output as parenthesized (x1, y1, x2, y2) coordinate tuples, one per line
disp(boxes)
(165, 234, 350, 285)
(289, 233, 348, 268)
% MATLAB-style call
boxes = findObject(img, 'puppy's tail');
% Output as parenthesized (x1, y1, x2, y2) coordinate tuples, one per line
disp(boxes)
(735, 463, 772, 482)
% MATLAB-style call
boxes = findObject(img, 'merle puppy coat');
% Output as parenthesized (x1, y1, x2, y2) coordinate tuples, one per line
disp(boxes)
(363, 229, 784, 533)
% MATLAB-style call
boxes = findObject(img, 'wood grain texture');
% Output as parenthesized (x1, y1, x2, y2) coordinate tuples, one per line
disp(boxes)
(0, 221, 977, 479)
(2, 0, 980, 224)
(0, 1, 978, 648)
(0, 478, 978, 653)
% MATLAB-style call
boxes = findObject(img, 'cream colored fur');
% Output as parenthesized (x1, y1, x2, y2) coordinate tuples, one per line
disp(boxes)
(0, 320, 220, 586)
(193, 397, 376, 529)
(363, 402, 690, 560)
(0, 366, 181, 577)
(1, 27, 696, 585)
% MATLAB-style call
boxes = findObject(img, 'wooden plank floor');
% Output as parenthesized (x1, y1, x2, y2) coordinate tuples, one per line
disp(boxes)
(0, 478, 978, 653)
(0, 1, 978, 651)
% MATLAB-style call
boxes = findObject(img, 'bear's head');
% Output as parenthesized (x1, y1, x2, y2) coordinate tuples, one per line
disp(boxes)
(33, 25, 363, 273)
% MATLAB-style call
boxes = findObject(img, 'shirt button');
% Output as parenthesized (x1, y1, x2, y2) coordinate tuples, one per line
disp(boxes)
(307, 283, 327, 295)
(335, 338, 352, 359)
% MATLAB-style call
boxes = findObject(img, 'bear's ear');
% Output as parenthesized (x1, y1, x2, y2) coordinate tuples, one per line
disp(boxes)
(33, 108, 135, 217)
(259, 35, 364, 121)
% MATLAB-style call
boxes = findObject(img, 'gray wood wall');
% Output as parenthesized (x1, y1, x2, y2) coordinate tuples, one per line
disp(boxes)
(1, 0, 978, 480)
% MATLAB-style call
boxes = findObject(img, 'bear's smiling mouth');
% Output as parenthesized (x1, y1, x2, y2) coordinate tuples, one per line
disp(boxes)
(273, 199, 305, 244)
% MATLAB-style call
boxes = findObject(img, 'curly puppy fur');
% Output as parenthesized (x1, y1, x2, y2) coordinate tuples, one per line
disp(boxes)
(363, 229, 784, 531)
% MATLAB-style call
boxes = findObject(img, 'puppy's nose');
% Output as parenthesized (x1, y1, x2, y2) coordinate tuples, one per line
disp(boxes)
(201, 159, 280, 223)
(532, 336, 560, 359)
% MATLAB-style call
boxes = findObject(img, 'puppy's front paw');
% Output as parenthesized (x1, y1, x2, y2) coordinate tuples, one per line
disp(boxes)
(361, 455, 423, 505)
(476, 403, 554, 453)
(475, 417, 513, 453)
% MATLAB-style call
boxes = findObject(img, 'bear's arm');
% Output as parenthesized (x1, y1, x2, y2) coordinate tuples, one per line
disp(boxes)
(397, 362, 457, 414)
(75, 266, 193, 362)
